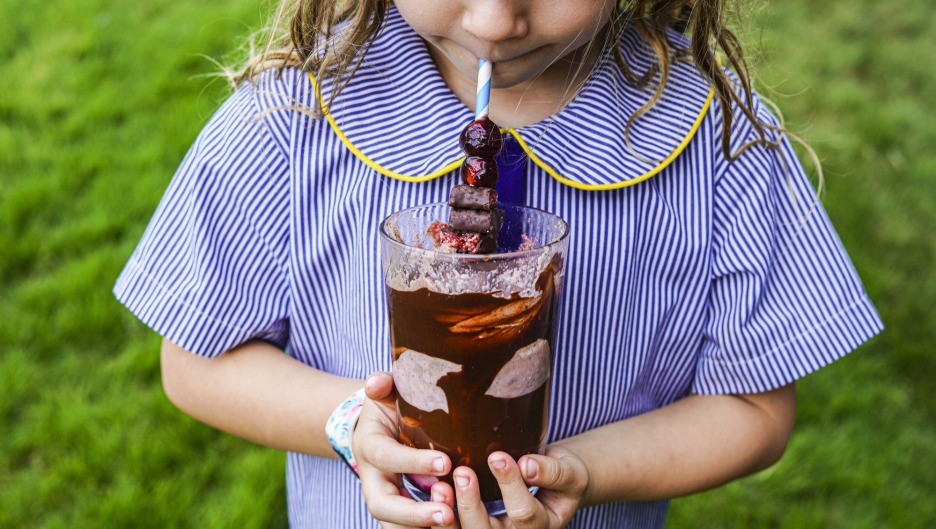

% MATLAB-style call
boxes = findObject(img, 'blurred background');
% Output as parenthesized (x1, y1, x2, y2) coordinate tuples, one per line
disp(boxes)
(1, 0, 933, 527)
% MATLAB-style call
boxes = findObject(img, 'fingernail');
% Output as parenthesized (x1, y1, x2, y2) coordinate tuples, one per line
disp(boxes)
(432, 457, 444, 473)
(432, 512, 445, 525)
(455, 474, 469, 488)
(490, 458, 507, 470)
(431, 490, 441, 503)
(524, 459, 539, 480)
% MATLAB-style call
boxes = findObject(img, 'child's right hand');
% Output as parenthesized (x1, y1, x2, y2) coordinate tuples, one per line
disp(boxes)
(353, 372, 457, 528)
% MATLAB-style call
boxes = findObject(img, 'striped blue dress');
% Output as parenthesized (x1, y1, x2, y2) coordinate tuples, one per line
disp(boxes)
(114, 7, 883, 528)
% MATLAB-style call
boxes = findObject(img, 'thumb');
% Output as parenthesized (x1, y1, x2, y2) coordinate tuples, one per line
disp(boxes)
(364, 371, 396, 404)
(519, 448, 590, 495)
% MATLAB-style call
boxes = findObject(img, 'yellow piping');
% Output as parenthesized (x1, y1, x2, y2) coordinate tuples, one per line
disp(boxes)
(309, 72, 462, 182)
(510, 86, 714, 191)
(309, 71, 714, 190)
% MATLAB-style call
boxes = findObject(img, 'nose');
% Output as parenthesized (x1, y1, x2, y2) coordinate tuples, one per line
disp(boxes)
(461, 0, 529, 44)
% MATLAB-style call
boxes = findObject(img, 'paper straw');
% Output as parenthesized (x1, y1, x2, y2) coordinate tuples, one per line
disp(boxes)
(475, 59, 492, 119)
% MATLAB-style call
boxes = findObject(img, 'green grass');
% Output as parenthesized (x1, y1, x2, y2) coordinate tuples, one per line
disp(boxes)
(2, 0, 933, 527)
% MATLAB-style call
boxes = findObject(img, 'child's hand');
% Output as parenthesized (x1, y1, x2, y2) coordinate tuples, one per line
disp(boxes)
(433, 447, 590, 529)
(353, 372, 457, 528)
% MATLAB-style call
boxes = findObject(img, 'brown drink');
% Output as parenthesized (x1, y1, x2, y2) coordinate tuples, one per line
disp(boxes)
(379, 203, 569, 514)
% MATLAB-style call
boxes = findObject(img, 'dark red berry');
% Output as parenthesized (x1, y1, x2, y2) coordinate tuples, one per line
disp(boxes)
(460, 156, 499, 188)
(459, 118, 503, 157)
(427, 221, 487, 253)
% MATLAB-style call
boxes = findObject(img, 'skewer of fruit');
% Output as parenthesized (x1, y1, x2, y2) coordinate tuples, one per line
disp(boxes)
(431, 60, 505, 254)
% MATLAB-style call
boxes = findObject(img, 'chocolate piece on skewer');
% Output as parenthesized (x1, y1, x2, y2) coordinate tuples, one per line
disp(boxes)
(450, 208, 504, 234)
(469, 231, 498, 254)
(448, 185, 498, 211)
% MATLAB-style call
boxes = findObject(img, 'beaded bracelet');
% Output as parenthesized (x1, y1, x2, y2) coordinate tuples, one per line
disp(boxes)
(325, 388, 366, 475)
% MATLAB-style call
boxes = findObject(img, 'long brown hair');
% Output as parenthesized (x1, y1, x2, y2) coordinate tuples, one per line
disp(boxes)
(231, 0, 809, 172)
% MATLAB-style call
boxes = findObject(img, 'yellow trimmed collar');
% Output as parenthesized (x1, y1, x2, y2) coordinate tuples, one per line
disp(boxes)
(310, 7, 713, 191)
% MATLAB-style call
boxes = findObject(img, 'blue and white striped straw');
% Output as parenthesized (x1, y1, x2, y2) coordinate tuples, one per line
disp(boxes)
(475, 59, 492, 119)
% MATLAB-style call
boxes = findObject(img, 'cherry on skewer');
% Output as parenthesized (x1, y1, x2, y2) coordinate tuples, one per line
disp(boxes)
(459, 117, 503, 158)
(461, 156, 499, 188)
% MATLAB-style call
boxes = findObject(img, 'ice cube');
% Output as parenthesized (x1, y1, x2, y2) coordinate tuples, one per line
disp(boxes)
(485, 339, 550, 399)
(394, 349, 463, 413)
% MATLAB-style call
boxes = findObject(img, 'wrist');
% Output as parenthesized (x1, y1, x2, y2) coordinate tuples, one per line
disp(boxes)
(325, 387, 366, 474)
(553, 436, 606, 508)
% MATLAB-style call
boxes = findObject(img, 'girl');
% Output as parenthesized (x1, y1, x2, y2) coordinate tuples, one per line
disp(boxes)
(114, 0, 883, 528)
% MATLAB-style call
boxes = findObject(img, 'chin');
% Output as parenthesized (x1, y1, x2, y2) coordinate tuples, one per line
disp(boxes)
(490, 64, 541, 90)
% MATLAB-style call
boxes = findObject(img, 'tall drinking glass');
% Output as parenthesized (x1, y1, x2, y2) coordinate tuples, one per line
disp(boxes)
(379, 202, 569, 515)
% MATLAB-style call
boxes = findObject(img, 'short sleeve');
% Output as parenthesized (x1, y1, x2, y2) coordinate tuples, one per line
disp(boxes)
(693, 102, 883, 394)
(114, 78, 292, 358)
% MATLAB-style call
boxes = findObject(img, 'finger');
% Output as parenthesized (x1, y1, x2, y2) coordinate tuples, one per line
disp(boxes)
(452, 467, 493, 529)
(365, 493, 451, 528)
(518, 450, 589, 495)
(431, 480, 456, 511)
(430, 481, 458, 528)
(379, 514, 431, 529)
(354, 403, 450, 476)
(361, 469, 454, 528)
(489, 453, 547, 528)
(357, 428, 451, 475)
(365, 371, 396, 403)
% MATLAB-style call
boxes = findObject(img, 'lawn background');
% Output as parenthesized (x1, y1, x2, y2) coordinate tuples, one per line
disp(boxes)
(1, 0, 933, 527)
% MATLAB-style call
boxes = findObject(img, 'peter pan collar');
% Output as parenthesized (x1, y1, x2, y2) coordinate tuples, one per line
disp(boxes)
(309, 6, 714, 190)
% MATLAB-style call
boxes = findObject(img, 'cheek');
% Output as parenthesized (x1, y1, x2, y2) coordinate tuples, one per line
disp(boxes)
(543, 0, 615, 43)
(394, 0, 458, 37)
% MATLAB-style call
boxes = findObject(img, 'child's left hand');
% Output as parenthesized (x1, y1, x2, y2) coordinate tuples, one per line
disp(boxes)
(430, 446, 591, 529)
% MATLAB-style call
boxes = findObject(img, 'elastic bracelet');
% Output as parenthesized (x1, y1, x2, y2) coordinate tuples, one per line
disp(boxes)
(325, 387, 366, 475)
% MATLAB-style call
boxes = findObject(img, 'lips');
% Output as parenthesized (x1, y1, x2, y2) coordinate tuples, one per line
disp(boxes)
(467, 46, 539, 64)
(443, 35, 540, 65)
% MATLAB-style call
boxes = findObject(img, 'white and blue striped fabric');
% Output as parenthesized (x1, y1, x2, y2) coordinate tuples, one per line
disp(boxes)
(114, 6, 882, 528)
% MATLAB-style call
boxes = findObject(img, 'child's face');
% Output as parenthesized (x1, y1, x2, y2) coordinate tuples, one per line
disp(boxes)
(395, 0, 617, 90)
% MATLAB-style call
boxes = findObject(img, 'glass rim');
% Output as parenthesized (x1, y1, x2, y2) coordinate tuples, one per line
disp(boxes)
(378, 202, 570, 260)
